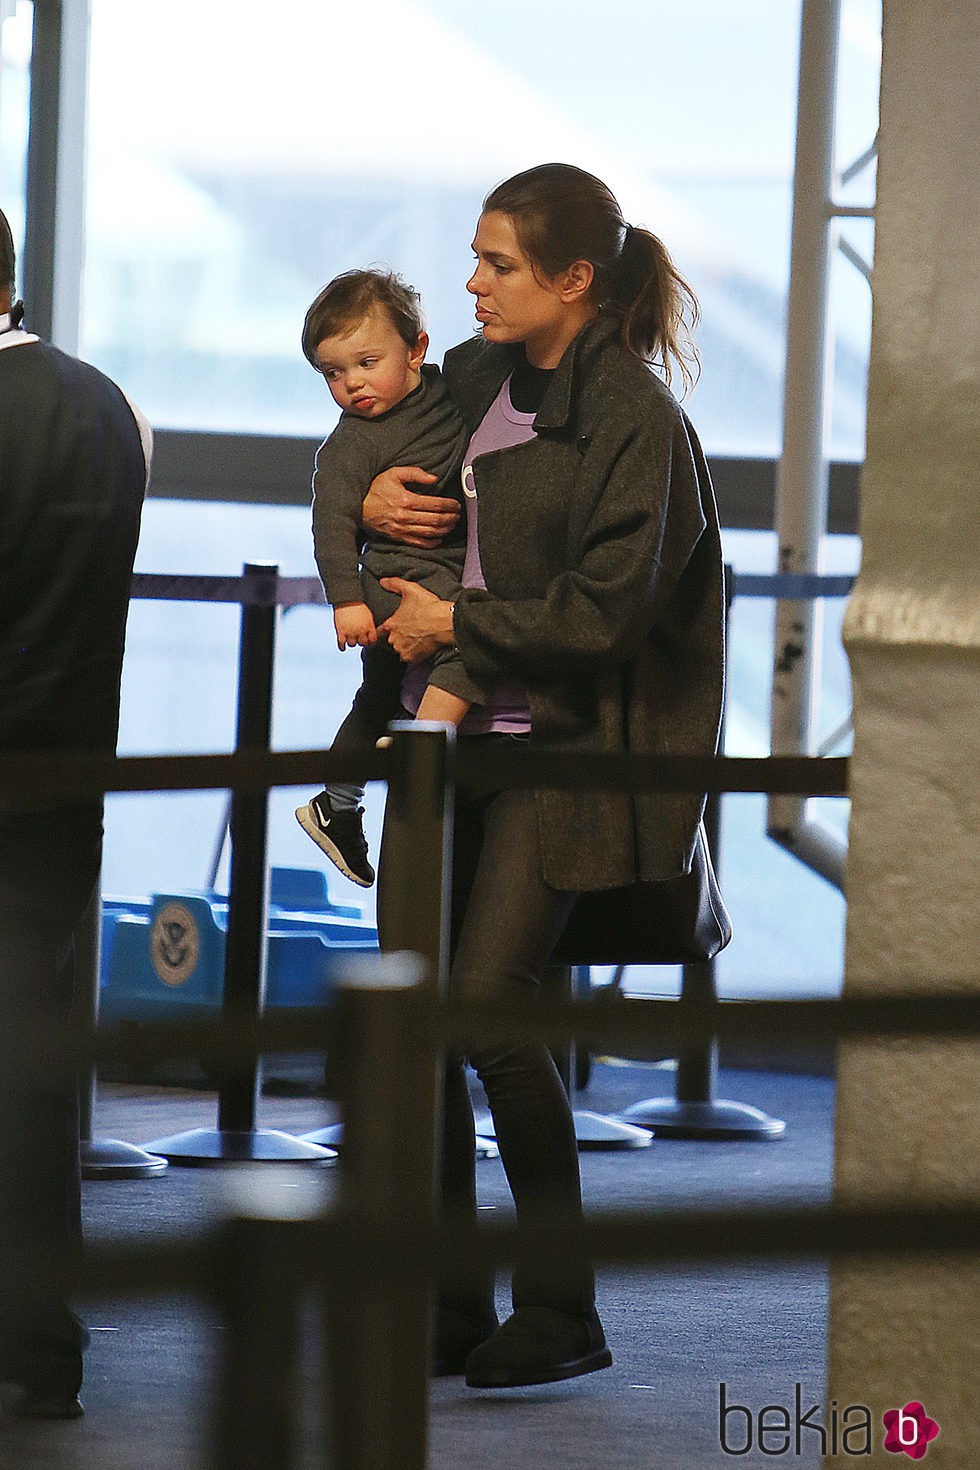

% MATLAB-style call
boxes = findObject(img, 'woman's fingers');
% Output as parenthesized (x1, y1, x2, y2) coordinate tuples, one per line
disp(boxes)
(379, 576, 436, 602)
(376, 579, 451, 662)
(362, 466, 460, 546)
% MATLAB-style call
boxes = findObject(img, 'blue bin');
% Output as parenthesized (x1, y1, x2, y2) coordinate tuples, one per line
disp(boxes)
(100, 865, 378, 1029)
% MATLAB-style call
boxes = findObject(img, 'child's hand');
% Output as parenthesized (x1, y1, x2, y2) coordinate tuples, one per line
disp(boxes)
(333, 602, 377, 650)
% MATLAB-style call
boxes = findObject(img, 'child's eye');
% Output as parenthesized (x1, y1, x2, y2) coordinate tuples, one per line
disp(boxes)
(361, 358, 378, 368)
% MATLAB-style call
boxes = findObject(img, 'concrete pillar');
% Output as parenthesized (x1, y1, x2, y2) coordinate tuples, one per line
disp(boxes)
(829, 1, 980, 1465)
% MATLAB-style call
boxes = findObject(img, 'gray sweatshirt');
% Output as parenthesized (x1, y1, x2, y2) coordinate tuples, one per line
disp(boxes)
(312, 363, 469, 611)
(311, 362, 485, 704)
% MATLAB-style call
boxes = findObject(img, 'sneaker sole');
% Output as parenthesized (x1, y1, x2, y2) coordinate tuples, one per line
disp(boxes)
(465, 1346, 612, 1389)
(294, 805, 374, 887)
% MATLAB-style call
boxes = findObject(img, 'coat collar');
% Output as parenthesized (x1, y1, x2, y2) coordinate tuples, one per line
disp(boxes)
(533, 311, 620, 432)
(447, 312, 622, 435)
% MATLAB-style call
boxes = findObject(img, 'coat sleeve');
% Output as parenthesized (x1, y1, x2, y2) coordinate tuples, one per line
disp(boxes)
(311, 424, 377, 607)
(452, 410, 708, 685)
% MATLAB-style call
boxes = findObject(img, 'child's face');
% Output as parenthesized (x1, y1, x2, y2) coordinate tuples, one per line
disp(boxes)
(315, 307, 427, 418)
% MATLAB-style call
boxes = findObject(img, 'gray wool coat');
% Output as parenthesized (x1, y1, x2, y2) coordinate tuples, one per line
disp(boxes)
(444, 313, 726, 892)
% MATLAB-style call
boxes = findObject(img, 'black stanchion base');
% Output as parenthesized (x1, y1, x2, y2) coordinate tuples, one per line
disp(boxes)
(473, 1107, 652, 1153)
(81, 1138, 169, 1180)
(142, 1128, 338, 1166)
(618, 1098, 786, 1140)
(301, 1122, 500, 1159)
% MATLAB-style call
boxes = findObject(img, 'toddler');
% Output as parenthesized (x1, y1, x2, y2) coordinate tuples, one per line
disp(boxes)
(295, 269, 482, 884)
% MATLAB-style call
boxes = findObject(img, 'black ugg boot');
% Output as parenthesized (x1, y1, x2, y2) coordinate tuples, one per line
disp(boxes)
(464, 1304, 611, 1388)
(432, 1301, 499, 1377)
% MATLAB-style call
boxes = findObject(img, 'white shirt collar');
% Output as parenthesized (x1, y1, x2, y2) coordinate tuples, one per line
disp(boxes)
(0, 312, 39, 349)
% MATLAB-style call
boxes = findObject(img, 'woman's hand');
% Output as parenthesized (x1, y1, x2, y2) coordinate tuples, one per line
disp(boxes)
(362, 466, 461, 548)
(378, 578, 455, 663)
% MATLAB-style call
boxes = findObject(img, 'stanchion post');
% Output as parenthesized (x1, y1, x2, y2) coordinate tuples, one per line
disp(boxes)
(77, 876, 167, 1178)
(620, 566, 787, 1140)
(323, 725, 453, 1470)
(213, 1218, 303, 1470)
(375, 721, 454, 991)
(217, 562, 278, 1133)
(145, 563, 333, 1164)
(325, 964, 436, 1470)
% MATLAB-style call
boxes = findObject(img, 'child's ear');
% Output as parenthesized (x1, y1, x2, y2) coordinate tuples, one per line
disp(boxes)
(409, 330, 429, 370)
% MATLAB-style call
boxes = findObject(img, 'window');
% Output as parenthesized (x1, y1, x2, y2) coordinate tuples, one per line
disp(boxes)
(81, 0, 879, 457)
(0, 1, 32, 259)
(73, 2, 875, 998)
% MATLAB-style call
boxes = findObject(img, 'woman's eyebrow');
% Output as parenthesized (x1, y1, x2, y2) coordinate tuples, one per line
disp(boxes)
(471, 245, 520, 266)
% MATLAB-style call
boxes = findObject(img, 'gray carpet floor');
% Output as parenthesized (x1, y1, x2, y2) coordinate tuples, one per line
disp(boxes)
(0, 1062, 834, 1469)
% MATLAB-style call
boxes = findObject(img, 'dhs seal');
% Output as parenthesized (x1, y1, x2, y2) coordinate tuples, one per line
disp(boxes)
(151, 902, 200, 987)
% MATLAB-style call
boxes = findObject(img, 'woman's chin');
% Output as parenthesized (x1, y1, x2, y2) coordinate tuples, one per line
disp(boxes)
(477, 320, 514, 344)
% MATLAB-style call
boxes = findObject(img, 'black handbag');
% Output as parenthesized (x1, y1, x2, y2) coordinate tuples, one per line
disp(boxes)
(552, 822, 732, 966)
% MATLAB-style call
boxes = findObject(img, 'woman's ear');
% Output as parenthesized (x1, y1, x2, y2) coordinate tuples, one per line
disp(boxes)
(559, 260, 595, 303)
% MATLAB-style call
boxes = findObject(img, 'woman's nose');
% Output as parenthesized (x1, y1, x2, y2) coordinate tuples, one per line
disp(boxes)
(466, 268, 483, 296)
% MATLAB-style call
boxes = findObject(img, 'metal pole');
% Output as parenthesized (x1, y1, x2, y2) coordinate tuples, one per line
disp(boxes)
(212, 1217, 303, 1470)
(324, 967, 437, 1470)
(620, 569, 786, 1139)
(375, 721, 454, 989)
(145, 564, 333, 1165)
(22, 0, 89, 350)
(767, 0, 847, 890)
(322, 724, 452, 1470)
(217, 562, 277, 1134)
(77, 878, 167, 1178)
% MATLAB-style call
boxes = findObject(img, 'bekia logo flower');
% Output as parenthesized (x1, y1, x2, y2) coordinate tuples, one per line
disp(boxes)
(882, 1402, 940, 1459)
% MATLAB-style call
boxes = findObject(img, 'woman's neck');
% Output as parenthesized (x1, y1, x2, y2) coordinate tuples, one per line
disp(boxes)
(523, 304, 598, 368)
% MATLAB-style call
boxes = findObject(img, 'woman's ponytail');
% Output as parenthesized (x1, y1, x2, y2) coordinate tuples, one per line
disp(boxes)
(484, 163, 701, 395)
(613, 224, 700, 394)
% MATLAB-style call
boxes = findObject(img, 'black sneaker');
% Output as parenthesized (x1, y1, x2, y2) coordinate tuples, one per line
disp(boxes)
(295, 794, 375, 887)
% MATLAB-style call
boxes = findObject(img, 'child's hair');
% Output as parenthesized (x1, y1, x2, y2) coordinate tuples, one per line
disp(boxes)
(0, 207, 16, 297)
(484, 163, 700, 393)
(301, 268, 424, 368)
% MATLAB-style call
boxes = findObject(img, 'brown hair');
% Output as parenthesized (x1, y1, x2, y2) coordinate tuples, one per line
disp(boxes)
(0, 207, 15, 298)
(301, 268, 424, 368)
(483, 163, 700, 393)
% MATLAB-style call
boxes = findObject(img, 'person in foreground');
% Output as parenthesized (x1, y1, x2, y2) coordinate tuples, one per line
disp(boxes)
(363, 163, 726, 1388)
(0, 208, 149, 1420)
(295, 269, 484, 886)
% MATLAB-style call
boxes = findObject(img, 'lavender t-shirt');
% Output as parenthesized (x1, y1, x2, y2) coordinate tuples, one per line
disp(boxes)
(402, 376, 534, 733)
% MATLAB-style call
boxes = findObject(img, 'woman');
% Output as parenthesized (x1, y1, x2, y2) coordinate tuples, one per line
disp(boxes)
(364, 163, 726, 1388)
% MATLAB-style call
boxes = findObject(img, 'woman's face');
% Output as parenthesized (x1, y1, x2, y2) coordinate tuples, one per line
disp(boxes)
(466, 211, 594, 368)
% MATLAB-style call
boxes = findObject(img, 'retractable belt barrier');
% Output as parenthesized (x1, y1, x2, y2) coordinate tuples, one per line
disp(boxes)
(5, 564, 974, 1470)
